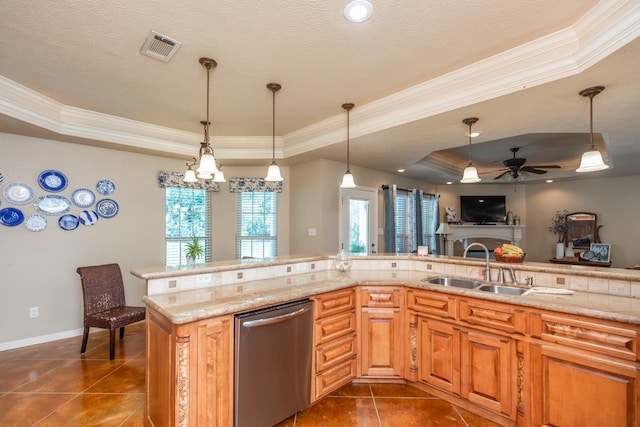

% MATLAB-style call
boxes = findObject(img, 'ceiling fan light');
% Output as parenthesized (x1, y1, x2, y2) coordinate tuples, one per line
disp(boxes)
(576, 148, 609, 172)
(340, 170, 356, 188)
(460, 163, 481, 183)
(265, 162, 284, 182)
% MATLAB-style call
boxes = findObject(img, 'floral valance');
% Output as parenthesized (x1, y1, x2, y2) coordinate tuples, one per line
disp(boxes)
(229, 178, 283, 193)
(157, 171, 220, 191)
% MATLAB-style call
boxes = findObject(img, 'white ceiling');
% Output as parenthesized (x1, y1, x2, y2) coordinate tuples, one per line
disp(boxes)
(1, 0, 639, 183)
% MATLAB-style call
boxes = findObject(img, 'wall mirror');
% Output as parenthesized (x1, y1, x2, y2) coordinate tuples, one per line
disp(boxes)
(565, 212, 601, 250)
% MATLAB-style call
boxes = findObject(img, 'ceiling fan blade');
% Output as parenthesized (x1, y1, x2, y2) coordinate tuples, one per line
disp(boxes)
(526, 165, 561, 169)
(493, 170, 510, 180)
(522, 167, 548, 175)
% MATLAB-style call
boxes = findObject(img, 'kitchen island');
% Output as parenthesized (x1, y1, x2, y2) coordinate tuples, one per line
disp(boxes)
(133, 254, 640, 426)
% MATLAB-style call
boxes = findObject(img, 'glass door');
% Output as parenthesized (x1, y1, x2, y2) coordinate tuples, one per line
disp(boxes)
(339, 186, 378, 255)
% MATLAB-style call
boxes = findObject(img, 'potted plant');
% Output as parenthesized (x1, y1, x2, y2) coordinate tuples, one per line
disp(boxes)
(185, 235, 204, 264)
(548, 210, 568, 258)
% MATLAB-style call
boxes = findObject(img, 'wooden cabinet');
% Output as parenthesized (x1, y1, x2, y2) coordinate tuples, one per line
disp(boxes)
(418, 317, 460, 394)
(529, 311, 639, 426)
(359, 286, 404, 378)
(311, 288, 357, 401)
(145, 307, 233, 427)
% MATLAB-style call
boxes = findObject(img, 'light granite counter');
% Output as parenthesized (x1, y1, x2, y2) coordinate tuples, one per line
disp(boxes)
(135, 255, 640, 326)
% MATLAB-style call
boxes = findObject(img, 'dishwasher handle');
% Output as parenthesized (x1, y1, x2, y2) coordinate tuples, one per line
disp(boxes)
(241, 305, 312, 328)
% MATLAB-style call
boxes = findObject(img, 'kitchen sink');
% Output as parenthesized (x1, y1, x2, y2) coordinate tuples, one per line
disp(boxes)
(476, 284, 528, 296)
(422, 277, 482, 289)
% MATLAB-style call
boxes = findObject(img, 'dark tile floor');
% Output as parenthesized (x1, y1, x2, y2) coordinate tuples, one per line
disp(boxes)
(0, 323, 500, 426)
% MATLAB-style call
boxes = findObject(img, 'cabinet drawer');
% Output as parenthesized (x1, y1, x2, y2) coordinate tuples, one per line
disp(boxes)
(314, 357, 357, 399)
(360, 286, 401, 308)
(315, 311, 357, 345)
(407, 289, 456, 319)
(459, 298, 526, 335)
(530, 312, 639, 361)
(316, 333, 357, 372)
(313, 288, 356, 319)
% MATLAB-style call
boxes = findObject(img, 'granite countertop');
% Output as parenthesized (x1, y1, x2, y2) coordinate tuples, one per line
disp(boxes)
(143, 269, 640, 326)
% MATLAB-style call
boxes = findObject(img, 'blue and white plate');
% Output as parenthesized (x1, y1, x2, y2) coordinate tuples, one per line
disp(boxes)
(78, 210, 99, 226)
(71, 188, 96, 208)
(3, 182, 35, 205)
(24, 214, 47, 232)
(33, 195, 72, 215)
(96, 179, 115, 195)
(38, 170, 68, 192)
(96, 198, 119, 218)
(0, 207, 25, 227)
(58, 214, 79, 231)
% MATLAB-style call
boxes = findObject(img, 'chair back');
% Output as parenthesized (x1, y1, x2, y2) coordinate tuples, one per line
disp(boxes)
(77, 263, 126, 316)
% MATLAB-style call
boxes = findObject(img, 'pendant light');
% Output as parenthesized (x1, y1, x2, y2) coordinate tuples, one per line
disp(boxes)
(184, 57, 220, 182)
(576, 86, 609, 173)
(183, 157, 198, 183)
(460, 117, 481, 183)
(340, 103, 356, 188)
(265, 83, 283, 182)
(213, 164, 226, 182)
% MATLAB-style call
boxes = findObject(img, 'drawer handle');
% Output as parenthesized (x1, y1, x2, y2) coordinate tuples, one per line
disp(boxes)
(370, 293, 392, 303)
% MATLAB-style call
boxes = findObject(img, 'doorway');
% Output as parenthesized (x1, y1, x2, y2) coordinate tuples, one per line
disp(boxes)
(339, 186, 378, 255)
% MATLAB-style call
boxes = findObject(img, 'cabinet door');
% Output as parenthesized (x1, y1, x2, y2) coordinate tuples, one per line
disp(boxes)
(460, 329, 514, 417)
(419, 317, 460, 394)
(360, 308, 403, 377)
(531, 343, 638, 427)
(195, 317, 233, 427)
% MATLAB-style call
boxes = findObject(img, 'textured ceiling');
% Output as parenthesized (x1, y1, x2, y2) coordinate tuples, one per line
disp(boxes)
(1, 0, 639, 183)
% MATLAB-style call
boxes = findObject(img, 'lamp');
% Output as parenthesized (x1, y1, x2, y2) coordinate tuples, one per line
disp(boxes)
(265, 83, 284, 182)
(183, 158, 198, 183)
(576, 86, 609, 173)
(460, 117, 481, 183)
(213, 164, 226, 182)
(184, 57, 220, 182)
(340, 103, 357, 188)
(435, 223, 452, 255)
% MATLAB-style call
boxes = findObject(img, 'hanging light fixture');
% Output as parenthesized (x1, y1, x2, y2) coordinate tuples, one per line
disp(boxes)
(576, 86, 609, 173)
(183, 57, 220, 182)
(213, 164, 226, 182)
(340, 103, 356, 188)
(460, 117, 481, 183)
(265, 83, 283, 182)
(183, 157, 198, 183)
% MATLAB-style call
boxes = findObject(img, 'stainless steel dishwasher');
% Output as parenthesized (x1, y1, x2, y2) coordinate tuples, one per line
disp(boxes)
(234, 298, 313, 427)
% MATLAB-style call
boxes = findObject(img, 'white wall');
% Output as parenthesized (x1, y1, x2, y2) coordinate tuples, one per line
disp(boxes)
(0, 133, 290, 346)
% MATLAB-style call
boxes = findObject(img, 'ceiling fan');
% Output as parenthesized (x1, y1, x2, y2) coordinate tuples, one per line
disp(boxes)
(493, 147, 561, 180)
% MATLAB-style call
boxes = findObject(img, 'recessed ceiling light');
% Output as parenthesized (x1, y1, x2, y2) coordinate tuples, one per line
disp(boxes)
(446, 181, 453, 185)
(344, 0, 373, 23)
(545, 179, 554, 183)
(397, 169, 405, 173)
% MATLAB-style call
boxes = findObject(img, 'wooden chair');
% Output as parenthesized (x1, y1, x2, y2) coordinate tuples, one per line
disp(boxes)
(76, 263, 146, 360)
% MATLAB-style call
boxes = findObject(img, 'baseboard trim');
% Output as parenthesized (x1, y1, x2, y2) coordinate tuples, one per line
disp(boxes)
(0, 328, 85, 352)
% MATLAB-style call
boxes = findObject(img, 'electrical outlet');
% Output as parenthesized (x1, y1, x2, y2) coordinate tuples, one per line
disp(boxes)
(29, 307, 39, 318)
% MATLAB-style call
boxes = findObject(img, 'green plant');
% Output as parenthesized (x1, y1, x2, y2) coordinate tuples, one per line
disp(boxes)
(185, 236, 204, 262)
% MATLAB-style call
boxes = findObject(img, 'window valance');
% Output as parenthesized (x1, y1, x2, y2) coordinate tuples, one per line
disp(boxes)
(157, 171, 220, 191)
(229, 178, 283, 193)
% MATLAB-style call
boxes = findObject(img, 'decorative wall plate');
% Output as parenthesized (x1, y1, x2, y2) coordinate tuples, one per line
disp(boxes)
(38, 170, 68, 192)
(33, 195, 72, 215)
(24, 214, 47, 232)
(96, 179, 115, 195)
(58, 214, 79, 231)
(0, 207, 25, 226)
(3, 182, 35, 205)
(78, 210, 99, 226)
(71, 188, 96, 208)
(96, 198, 119, 218)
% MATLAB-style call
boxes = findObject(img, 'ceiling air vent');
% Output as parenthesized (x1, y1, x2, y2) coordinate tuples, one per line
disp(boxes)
(140, 30, 181, 63)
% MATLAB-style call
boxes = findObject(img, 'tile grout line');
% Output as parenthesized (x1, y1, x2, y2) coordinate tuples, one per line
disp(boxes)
(452, 405, 471, 427)
(369, 383, 383, 427)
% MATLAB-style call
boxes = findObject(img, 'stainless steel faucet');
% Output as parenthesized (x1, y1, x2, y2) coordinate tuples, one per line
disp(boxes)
(463, 242, 491, 282)
(505, 265, 520, 287)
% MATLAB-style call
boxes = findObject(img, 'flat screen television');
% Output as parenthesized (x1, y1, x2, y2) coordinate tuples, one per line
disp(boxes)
(460, 195, 506, 224)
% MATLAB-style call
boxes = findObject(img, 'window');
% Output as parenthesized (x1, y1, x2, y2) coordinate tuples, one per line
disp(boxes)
(165, 187, 211, 266)
(394, 191, 438, 253)
(236, 192, 277, 258)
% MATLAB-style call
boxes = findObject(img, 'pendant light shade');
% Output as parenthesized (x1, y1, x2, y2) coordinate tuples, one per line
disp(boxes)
(576, 86, 609, 173)
(265, 83, 283, 182)
(184, 57, 220, 182)
(213, 164, 226, 182)
(340, 103, 357, 188)
(460, 117, 481, 183)
(184, 158, 198, 183)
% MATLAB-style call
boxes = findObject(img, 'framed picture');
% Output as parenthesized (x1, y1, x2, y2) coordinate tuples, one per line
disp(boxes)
(589, 243, 611, 263)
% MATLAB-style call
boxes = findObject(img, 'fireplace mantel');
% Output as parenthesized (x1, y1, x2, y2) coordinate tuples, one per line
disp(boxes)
(445, 224, 525, 255)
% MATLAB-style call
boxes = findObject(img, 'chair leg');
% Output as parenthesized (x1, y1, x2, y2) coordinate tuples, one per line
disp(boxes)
(81, 326, 90, 354)
(120, 326, 125, 339)
(109, 329, 116, 360)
